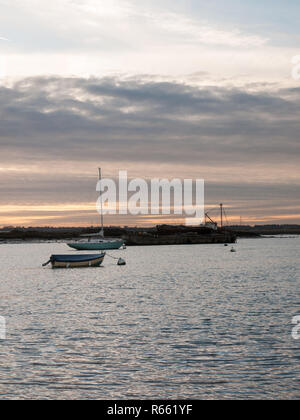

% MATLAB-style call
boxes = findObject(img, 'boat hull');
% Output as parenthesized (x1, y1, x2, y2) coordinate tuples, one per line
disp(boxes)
(50, 254, 105, 269)
(67, 240, 124, 251)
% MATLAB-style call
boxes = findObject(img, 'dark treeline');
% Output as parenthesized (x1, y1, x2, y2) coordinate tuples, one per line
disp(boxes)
(0, 224, 300, 242)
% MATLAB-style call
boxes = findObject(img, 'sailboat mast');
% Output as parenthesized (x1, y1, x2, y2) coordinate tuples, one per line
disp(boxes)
(98, 168, 104, 237)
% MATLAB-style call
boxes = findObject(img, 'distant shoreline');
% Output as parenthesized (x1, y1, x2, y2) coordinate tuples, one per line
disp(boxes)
(0, 236, 299, 247)
(0, 225, 300, 244)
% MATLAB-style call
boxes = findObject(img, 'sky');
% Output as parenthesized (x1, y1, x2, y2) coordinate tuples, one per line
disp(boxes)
(0, 0, 300, 227)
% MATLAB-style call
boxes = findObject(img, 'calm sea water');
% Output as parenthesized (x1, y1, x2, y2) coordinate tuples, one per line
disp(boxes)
(0, 238, 299, 400)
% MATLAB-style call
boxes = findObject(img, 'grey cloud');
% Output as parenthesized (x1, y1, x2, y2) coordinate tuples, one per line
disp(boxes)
(0, 75, 300, 168)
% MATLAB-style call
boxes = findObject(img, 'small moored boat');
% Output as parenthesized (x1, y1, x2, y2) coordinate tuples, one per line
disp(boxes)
(67, 238, 124, 251)
(67, 169, 124, 251)
(43, 253, 105, 269)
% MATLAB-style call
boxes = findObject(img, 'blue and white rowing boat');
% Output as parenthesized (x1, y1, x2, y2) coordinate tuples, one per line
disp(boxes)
(43, 253, 105, 269)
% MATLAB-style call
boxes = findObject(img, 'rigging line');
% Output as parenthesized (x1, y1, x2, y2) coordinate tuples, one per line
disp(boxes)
(105, 253, 120, 260)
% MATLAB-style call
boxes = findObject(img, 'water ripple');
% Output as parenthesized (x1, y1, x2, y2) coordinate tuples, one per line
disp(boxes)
(0, 238, 299, 399)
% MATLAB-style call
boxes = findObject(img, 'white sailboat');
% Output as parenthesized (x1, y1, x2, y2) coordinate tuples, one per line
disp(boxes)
(67, 169, 124, 251)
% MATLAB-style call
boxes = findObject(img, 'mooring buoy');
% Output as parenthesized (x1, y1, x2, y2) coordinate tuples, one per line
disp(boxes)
(118, 258, 126, 266)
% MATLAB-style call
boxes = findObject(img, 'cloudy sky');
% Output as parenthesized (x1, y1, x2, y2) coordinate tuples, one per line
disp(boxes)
(0, 0, 300, 226)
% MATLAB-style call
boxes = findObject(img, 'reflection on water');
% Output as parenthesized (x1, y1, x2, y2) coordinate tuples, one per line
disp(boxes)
(0, 238, 299, 399)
